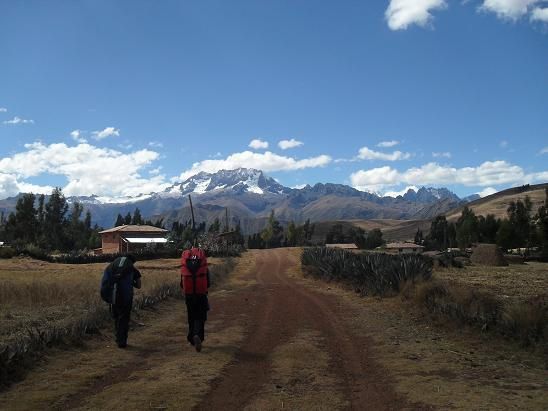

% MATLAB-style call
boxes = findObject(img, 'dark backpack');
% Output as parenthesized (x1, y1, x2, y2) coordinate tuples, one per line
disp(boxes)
(100, 256, 132, 305)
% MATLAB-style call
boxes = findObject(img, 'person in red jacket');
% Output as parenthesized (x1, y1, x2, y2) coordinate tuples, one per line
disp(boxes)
(180, 247, 210, 352)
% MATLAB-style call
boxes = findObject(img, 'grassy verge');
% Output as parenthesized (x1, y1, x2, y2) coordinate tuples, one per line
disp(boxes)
(406, 264, 548, 349)
(0, 256, 236, 388)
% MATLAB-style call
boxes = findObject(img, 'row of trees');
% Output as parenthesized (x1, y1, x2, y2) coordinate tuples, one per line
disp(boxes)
(169, 217, 245, 249)
(325, 223, 384, 249)
(248, 211, 316, 249)
(419, 189, 548, 257)
(0, 188, 102, 251)
(247, 211, 385, 250)
(114, 209, 164, 228)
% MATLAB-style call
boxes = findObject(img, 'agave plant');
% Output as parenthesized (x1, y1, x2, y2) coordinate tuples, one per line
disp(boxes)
(302, 247, 432, 297)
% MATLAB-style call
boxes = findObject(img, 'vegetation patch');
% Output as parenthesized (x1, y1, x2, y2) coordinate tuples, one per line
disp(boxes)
(301, 247, 432, 296)
(410, 280, 547, 347)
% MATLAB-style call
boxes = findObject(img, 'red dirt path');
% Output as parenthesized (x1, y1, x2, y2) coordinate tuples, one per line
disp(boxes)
(194, 248, 419, 410)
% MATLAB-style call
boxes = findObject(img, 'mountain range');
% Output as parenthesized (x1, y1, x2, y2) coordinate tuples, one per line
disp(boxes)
(0, 168, 479, 234)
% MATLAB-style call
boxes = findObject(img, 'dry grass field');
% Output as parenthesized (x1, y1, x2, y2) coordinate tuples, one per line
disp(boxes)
(0, 258, 178, 345)
(0, 256, 232, 386)
(434, 262, 547, 304)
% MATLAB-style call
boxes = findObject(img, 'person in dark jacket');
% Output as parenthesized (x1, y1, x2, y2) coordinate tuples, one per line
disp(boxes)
(184, 277, 210, 351)
(100, 254, 141, 348)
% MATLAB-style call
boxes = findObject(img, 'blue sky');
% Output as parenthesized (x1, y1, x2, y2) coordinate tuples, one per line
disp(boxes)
(1, 0, 547, 201)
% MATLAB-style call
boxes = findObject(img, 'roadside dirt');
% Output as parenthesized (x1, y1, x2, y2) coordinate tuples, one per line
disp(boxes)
(0, 249, 546, 410)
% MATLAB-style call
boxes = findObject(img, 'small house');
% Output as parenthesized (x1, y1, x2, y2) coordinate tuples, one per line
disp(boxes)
(384, 242, 424, 254)
(97, 225, 169, 254)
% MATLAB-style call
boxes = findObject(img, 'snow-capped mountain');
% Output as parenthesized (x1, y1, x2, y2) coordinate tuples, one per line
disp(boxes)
(164, 168, 291, 197)
(0, 167, 471, 231)
(401, 187, 460, 203)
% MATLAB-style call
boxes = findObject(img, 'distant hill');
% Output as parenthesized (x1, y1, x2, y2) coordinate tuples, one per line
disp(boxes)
(311, 219, 431, 244)
(445, 183, 548, 221)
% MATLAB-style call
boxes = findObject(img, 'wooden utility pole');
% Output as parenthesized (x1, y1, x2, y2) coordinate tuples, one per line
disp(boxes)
(188, 194, 196, 231)
(225, 208, 229, 232)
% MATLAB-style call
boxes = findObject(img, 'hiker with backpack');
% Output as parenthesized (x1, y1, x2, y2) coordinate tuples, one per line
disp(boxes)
(180, 247, 210, 352)
(100, 254, 142, 348)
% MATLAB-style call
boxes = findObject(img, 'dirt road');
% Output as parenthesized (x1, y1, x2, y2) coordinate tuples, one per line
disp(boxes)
(1, 249, 546, 410)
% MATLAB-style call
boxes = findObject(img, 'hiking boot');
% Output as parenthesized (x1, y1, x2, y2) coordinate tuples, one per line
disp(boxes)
(193, 335, 202, 352)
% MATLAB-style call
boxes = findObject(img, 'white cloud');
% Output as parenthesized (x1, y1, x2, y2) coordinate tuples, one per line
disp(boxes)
(358, 146, 411, 161)
(531, 6, 548, 21)
(148, 141, 164, 148)
(385, 0, 447, 30)
(540, 147, 548, 154)
(248, 139, 269, 150)
(70, 129, 87, 143)
(384, 185, 419, 198)
(499, 140, 509, 148)
(350, 160, 543, 192)
(0, 142, 169, 200)
(432, 151, 452, 158)
(377, 140, 400, 148)
(350, 166, 402, 192)
(149, 167, 162, 175)
(480, 0, 540, 20)
(278, 139, 304, 150)
(0, 173, 54, 199)
(92, 126, 120, 140)
(3, 116, 34, 125)
(477, 187, 498, 197)
(177, 150, 331, 181)
(0, 107, 7, 112)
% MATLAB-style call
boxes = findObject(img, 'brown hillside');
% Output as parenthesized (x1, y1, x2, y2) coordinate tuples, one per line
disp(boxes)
(310, 219, 431, 243)
(446, 183, 548, 221)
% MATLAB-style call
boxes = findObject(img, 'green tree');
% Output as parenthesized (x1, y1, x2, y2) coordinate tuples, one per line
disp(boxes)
(496, 219, 515, 251)
(363, 228, 384, 249)
(13, 193, 38, 245)
(68, 202, 86, 250)
(477, 214, 500, 243)
(115, 214, 125, 226)
(287, 221, 297, 247)
(261, 210, 283, 248)
(507, 197, 532, 248)
(427, 215, 449, 250)
(208, 218, 221, 233)
(44, 188, 69, 251)
(325, 223, 345, 244)
(455, 206, 479, 249)
(124, 212, 132, 225)
(131, 208, 143, 225)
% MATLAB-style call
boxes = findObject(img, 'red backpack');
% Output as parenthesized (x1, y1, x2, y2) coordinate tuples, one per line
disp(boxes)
(181, 247, 208, 295)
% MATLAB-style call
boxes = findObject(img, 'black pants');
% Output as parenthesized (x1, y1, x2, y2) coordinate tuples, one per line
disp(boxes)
(185, 295, 208, 344)
(112, 302, 132, 346)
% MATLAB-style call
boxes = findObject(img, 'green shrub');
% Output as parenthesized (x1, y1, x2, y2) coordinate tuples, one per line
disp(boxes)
(301, 247, 432, 296)
(0, 247, 16, 259)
